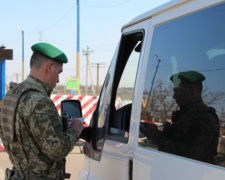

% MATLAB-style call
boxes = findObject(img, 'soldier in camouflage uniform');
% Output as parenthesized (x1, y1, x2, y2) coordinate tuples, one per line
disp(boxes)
(0, 43, 84, 179)
(141, 71, 220, 164)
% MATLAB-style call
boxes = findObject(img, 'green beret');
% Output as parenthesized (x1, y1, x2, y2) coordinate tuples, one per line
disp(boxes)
(31, 43, 68, 63)
(170, 71, 205, 87)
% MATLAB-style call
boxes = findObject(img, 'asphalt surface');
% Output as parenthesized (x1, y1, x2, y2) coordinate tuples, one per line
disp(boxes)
(0, 145, 85, 180)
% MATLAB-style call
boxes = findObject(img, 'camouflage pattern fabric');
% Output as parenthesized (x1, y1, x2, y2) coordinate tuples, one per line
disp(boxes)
(158, 101, 219, 163)
(0, 76, 80, 179)
(1, 81, 43, 143)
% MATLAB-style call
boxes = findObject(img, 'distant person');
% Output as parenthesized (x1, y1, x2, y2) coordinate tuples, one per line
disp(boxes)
(141, 71, 220, 163)
(0, 43, 84, 179)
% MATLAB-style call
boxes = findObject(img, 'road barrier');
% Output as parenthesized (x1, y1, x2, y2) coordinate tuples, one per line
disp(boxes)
(0, 136, 4, 152)
(51, 94, 99, 125)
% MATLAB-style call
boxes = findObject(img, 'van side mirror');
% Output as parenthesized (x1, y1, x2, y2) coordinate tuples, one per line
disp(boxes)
(61, 100, 83, 131)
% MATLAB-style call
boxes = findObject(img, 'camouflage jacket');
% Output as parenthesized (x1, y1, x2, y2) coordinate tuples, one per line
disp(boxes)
(0, 76, 80, 179)
(159, 101, 219, 163)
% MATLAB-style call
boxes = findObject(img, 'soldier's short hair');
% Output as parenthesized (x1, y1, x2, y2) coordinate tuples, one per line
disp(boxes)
(30, 52, 51, 69)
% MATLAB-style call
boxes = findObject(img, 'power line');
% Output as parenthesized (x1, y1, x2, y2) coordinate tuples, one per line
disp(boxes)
(44, 4, 76, 32)
(81, 0, 131, 8)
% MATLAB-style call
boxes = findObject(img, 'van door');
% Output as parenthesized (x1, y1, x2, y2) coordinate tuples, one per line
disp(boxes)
(82, 19, 151, 180)
(134, 2, 225, 180)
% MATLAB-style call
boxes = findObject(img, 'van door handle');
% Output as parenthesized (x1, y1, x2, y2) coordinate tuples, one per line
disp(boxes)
(129, 159, 133, 180)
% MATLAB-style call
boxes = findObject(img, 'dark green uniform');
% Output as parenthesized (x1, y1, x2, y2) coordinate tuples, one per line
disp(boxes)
(159, 101, 219, 163)
(144, 71, 220, 164)
(0, 76, 80, 179)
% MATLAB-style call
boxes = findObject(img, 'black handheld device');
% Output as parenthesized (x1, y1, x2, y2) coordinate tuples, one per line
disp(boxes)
(61, 99, 83, 131)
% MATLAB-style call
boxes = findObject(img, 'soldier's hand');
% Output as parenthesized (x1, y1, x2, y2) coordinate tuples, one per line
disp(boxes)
(140, 123, 160, 143)
(68, 118, 84, 134)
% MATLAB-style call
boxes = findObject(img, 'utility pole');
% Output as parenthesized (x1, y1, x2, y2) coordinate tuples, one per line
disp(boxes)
(13, 73, 21, 83)
(17, 26, 24, 81)
(38, 30, 43, 42)
(76, 0, 80, 94)
(22, 30, 24, 81)
(92, 63, 105, 95)
(83, 46, 95, 95)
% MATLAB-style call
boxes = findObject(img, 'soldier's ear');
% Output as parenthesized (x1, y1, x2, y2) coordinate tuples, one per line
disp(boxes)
(45, 61, 54, 73)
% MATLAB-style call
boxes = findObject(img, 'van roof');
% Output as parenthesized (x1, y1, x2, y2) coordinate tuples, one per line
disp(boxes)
(121, 0, 187, 31)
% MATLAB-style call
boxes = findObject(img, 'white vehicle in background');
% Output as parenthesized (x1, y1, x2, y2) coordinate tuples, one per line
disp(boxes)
(76, 0, 225, 179)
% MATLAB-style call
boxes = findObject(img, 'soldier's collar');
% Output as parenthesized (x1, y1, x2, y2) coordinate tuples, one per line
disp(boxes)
(26, 76, 52, 96)
(181, 100, 204, 112)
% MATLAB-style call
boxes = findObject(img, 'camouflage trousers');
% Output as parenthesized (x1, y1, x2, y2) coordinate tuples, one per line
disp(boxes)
(5, 168, 20, 180)
(5, 168, 67, 180)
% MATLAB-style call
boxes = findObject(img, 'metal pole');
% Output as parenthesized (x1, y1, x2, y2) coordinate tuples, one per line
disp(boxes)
(76, 0, 80, 94)
(85, 48, 88, 95)
(0, 60, 5, 106)
(142, 55, 161, 112)
(22, 30, 24, 81)
(97, 63, 99, 95)
(87, 52, 95, 96)
(91, 63, 105, 95)
(148, 55, 161, 96)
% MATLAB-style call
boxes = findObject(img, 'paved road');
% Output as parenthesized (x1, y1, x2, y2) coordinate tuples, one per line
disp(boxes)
(0, 145, 85, 180)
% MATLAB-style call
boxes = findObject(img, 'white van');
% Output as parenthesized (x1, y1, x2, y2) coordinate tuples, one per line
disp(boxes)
(77, 0, 225, 179)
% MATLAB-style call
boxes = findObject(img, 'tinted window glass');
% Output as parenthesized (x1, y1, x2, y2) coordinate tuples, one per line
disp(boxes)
(139, 3, 225, 167)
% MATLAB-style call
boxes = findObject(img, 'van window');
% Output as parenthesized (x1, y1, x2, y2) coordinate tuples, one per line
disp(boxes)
(110, 36, 142, 139)
(94, 32, 143, 152)
(139, 2, 225, 167)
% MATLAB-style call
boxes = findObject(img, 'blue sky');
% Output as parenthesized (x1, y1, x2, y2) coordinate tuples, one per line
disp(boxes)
(1, 0, 170, 86)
